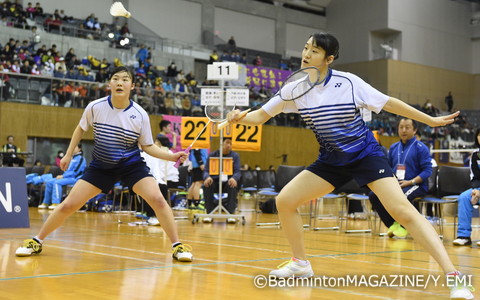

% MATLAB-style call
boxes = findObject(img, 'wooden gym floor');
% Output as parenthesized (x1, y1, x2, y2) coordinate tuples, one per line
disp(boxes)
(1, 199, 479, 300)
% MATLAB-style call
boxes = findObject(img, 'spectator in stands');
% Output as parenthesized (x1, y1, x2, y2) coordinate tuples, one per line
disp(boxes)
(445, 91, 454, 112)
(166, 62, 178, 82)
(55, 150, 64, 167)
(20, 60, 32, 74)
(452, 128, 480, 246)
(220, 50, 230, 62)
(38, 144, 86, 210)
(95, 68, 107, 83)
(119, 22, 131, 37)
(422, 99, 438, 117)
(2, 135, 25, 167)
(228, 36, 236, 50)
(209, 50, 219, 64)
(175, 79, 189, 94)
(136, 44, 148, 65)
(162, 79, 174, 93)
(55, 57, 66, 72)
(25, 2, 36, 19)
(64, 48, 75, 64)
(253, 55, 263, 66)
(369, 118, 432, 238)
(33, 2, 44, 18)
(30, 63, 40, 75)
(240, 53, 247, 64)
(202, 137, 241, 223)
(231, 50, 241, 63)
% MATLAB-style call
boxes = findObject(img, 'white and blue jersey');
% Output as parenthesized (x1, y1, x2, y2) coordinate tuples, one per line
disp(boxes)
(79, 96, 153, 169)
(263, 69, 389, 166)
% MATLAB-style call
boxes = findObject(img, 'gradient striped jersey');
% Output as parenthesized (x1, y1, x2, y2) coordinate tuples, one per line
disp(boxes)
(79, 96, 153, 169)
(262, 69, 389, 166)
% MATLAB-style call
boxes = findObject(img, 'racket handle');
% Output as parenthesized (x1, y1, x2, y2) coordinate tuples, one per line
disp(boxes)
(174, 146, 191, 168)
(217, 109, 251, 130)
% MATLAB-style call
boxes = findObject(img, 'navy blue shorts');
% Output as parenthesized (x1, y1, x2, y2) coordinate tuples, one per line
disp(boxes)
(306, 155, 394, 189)
(81, 161, 153, 193)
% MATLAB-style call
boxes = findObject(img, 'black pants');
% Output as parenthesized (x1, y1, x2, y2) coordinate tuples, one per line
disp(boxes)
(369, 185, 427, 228)
(143, 183, 169, 217)
(2, 156, 24, 167)
(203, 180, 238, 214)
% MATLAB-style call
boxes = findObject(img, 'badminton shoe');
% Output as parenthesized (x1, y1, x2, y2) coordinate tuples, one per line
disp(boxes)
(448, 272, 474, 299)
(16, 238, 43, 257)
(172, 244, 193, 262)
(387, 221, 401, 238)
(452, 237, 472, 246)
(269, 258, 314, 278)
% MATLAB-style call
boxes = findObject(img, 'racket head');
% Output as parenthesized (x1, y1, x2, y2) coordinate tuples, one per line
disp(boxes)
(278, 66, 321, 101)
(204, 103, 236, 123)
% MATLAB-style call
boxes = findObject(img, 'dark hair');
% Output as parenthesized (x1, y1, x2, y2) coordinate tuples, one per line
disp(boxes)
(159, 120, 171, 130)
(6, 135, 13, 140)
(475, 128, 480, 148)
(77, 143, 82, 150)
(398, 118, 418, 130)
(109, 66, 135, 84)
(310, 33, 339, 60)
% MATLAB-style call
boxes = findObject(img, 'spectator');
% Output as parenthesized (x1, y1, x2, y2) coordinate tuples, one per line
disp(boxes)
(369, 118, 432, 238)
(166, 62, 178, 81)
(452, 128, 480, 246)
(253, 55, 263, 66)
(187, 148, 208, 210)
(209, 50, 219, 64)
(136, 44, 148, 65)
(55, 150, 64, 167)
(228, 36, 236, 50)
(445, 91, 454, 112)
(2, 135, 25, 167)
(38, 144, 86, 209)
(158, 119, 177, 149)
(202, 137, 241, 223)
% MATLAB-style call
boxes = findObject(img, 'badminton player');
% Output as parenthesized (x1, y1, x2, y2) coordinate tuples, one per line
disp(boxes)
(226, 33, 473, 298)
(16, 66, 193, 262)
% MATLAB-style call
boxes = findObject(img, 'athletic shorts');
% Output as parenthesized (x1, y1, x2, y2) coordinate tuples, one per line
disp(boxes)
(191, 168, 204, 182)
(81, 160, 153, 193)
(306, 155, 394, 189)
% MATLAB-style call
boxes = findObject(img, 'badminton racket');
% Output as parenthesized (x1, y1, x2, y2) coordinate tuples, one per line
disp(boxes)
(173, 120, 211, 168)
(217, 66, 322, 130)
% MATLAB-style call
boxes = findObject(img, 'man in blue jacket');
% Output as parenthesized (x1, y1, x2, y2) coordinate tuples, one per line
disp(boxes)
(369, 118, 432, 238)
(38, 144, 86, 209)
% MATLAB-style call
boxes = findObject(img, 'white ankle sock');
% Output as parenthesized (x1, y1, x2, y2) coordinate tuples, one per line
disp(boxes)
(33, 236, 43, 244)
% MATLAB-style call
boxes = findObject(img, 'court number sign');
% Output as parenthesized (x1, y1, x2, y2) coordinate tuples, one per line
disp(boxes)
(180, 117, 210, 149)
(232, 124, 262, 152)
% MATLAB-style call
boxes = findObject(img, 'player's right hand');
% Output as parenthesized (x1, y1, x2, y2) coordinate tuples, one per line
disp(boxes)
(227, 109, 243, 124)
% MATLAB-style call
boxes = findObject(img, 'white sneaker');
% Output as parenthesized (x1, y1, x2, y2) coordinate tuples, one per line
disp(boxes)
(147, 217, 160, 226)
(453, 237, 472, 246)
(269, 258, 314, 278)
(172, 244, 193, 262)
(203, 217, 213, 223)
(38, 203, 48, 209)
(227, 218, 237, 224)
(48, 204, 59, 210)
(450, 286, 475, 299)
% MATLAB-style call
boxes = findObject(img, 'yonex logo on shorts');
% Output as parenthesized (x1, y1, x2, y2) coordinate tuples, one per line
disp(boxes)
(379, 169, 385, 173)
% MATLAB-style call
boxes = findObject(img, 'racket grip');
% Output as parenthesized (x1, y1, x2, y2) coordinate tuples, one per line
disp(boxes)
(174, 146, 191, 168)
(217, 109, 251, 130)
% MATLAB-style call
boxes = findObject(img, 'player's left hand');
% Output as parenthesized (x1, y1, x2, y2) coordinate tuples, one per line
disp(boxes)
(428, 111, 460, 127)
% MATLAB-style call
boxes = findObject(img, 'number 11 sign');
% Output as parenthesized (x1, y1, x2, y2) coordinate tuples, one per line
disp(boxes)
(207, 62, 239, 80)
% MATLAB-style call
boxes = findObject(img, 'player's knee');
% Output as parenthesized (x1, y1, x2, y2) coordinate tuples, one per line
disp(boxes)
(150, 196, 169, 209)
(275, 195, 294, 212)
(57, 201, 78, 214)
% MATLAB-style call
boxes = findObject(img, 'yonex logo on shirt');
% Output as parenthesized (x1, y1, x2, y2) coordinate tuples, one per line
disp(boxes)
(334, 83, 342, 87)
(130, 115, 136, 119)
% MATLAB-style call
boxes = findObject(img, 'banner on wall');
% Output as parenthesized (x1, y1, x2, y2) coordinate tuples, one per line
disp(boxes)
(246, 66, 291, 93)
